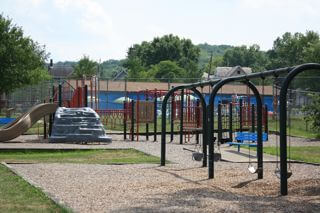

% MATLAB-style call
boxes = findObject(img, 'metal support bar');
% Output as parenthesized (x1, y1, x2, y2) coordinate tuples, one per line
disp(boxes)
(179, 89, 184, 144)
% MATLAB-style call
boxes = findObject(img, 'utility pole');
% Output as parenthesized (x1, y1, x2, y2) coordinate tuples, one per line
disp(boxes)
(208, 51, 213, 94)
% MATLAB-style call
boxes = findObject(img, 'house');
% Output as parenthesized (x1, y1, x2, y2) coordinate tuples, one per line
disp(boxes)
(112, 68, 128, 81)
(202, 66, 252, 80)
(215, 66, 252, 78)
(49, 65, 74, 79)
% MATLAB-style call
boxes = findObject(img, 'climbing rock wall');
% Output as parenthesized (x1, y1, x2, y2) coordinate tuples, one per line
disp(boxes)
(49, 107, 112, 143)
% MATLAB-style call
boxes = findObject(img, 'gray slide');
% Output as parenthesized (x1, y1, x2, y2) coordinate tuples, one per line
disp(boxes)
(0, 103, 58, 142)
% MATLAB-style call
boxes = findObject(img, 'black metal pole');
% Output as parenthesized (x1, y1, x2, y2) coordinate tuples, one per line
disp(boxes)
(58, 84, 62, 107)
(217, 103, 222, 143)
(170, 94, 174, 142)
(84, 85, 88, 107)
(264, 105, 268, 140)
(179, 89, 184, 144)
(229, 102, 233, 141)
(252, 104, 255, 133)
(154, 96, 157, 142)
(195, 99, 200, 144)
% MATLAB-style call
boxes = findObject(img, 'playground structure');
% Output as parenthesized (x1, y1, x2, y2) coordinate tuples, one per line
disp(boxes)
(160, 63, 320, 196)
(0, 76, 107, 142)
(0, 103, 58, 142)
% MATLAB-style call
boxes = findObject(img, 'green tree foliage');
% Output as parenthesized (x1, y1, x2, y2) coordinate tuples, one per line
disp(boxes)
(302, 94, 320, 134)
(197, 43, 232, 68)
(221, 44, 268, 72)
(267, 31, 320, 68)
(148, 60, 186, 82)
(125, 34, 200, 82)
(73, 55, 98, 78)
(268, 31, 320, 91)
(0, 14, 49, 94)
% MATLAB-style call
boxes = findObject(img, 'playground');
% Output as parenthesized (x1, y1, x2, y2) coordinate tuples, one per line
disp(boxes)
(0, 64, 319, 212)
(1, 134, 319, 212)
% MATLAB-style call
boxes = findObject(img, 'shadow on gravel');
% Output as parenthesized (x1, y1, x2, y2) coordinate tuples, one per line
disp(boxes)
(114, 187, 320, 213)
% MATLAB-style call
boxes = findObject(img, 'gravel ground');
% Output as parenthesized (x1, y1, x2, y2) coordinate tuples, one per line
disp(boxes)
(4, 133, 320, 213)
(10, 162, 320, 213)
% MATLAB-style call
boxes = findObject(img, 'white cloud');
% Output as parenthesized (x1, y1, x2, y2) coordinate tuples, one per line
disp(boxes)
(53, 0, 113, 37)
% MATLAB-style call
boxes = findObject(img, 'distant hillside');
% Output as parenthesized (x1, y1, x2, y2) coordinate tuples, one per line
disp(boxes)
(197, 43, 233, 68)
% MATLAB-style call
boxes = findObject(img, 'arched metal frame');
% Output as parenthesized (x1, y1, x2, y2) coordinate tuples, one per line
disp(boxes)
(279, 63, 320, 195)
(208, 79, 263, 179)
(158, 64, 319, 196)
(160, 80, 220, 167)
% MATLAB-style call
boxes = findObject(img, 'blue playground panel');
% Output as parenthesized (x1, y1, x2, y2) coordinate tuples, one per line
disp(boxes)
(98, 91, 274, 111)
(0, 118, 15, 124)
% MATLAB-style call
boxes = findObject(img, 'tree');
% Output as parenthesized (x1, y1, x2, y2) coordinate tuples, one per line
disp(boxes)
(0, 14, 49, 95)
(125, 34, 200, 82)
(148, 60, 186, 82)
(267, 31, 320, 90)
(221, 44, 268, 72)
(73, 55, 98, 78)
(302, 94, 320, 135)
(267, 31, 320, 69)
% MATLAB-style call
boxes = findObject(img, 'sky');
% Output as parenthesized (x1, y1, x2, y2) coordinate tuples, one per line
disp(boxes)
(1, 0, 320, 62)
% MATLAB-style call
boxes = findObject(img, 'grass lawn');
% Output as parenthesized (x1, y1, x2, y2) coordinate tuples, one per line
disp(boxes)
(243, 146, 320, 164)
(0, 148, 162, 212)
(268, 117, 320, 139)
(0, 164, 70, 213)
(0, 149, 161, 164)
(263, 146, 320, 164)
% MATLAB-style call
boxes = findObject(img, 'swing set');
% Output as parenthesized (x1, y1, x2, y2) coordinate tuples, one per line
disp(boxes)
(160, 63, 320, 196)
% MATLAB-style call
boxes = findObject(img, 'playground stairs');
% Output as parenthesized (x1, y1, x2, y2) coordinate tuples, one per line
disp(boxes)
(49, 107, 112, 143)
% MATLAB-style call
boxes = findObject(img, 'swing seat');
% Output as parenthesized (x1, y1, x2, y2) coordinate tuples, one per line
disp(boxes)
(274, 169, 292, 179)
(192, 152, 204, 161)
(248, 165, 257, 174)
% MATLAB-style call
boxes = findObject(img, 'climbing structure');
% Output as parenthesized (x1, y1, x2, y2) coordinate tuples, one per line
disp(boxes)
(49, 107, 111, 143)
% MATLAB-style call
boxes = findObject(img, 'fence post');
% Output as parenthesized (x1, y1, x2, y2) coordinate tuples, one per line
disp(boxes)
(229, 102, 233, 141)
(43, 100, 47, 139)
(146, 95, 149, 141)
(131, 100, 135, 141)
(264, 104, 268, 140)
(239, 99, 243, 132)
(84, 85, 88, 107)
(251, 104, 255, 133)
(124, 101, 127, 140)
(49, 98, 53, 137)
(154, 96, 157, 142)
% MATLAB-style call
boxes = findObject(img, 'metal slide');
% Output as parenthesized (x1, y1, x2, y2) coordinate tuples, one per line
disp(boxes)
(0, 103, 58, 142)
